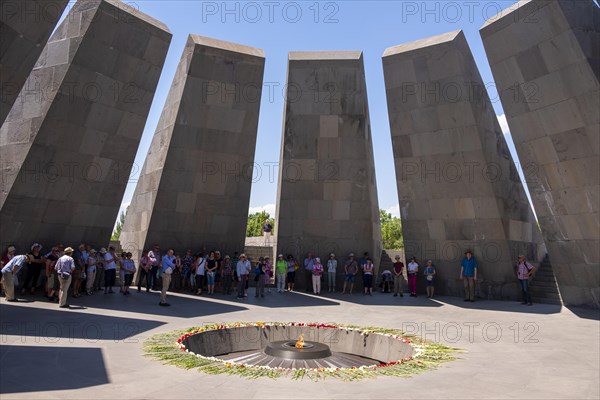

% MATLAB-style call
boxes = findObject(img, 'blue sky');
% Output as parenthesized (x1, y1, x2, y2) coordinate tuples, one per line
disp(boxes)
(78, 0, 524, 220)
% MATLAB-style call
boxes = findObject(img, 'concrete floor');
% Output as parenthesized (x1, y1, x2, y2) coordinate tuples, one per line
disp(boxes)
(0, 289, 598, 399)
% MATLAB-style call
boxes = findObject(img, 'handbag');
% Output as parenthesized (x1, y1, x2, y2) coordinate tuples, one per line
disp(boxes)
(164, 266, 173, 275)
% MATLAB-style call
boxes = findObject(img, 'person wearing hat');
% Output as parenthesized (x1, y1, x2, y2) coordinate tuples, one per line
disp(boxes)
(95, 248, 107, 292)
(460, 250, 478, 302)
(22, 243, 45, 296)
(275, 254, 287, 293)
(327, 253, 338, 292)
(392, 255, 405, 297)
(342, 253, 358, 294)
(220, 255, 234, 295)
(236, 254, 251, 299)
(1, 254, 31, 301)
(55, 247, 76, 308)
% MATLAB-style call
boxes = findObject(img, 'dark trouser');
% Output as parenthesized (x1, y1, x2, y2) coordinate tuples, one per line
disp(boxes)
(195, 275, 204, 291)
(237, 275, 248, 297)
(519, 279, 532, 304)
(138, 269, 150, 291)
(255, 277, 265, 296)
(222, 274, 232, 294)
(104, 269, 116, 289)
(171, 272, 181, 291)
(149, 266, 158, 290)
(305, 270, 312, 292)
(24, 264, 42, 291)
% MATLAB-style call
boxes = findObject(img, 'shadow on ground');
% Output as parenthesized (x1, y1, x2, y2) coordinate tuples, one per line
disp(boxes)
(0, 303, 165, 340)
(0, 346, 109, 394)
(9, 289, 249, 318)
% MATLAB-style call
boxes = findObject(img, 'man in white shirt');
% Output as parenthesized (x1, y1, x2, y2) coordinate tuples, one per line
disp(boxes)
(236, 254, 251, 299)
(55, 247, 75, 308)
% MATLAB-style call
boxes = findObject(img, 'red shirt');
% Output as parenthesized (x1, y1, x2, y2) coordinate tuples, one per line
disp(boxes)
(393, 262, 404, 274)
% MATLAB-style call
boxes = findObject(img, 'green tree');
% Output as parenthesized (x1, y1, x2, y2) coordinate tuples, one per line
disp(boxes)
(111, 208, 128, 240)
(380, 209, 403, 250)
(246, 211, 273, 237)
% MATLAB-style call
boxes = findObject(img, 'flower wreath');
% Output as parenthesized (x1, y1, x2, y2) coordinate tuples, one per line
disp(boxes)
(144, 322, 460, 381)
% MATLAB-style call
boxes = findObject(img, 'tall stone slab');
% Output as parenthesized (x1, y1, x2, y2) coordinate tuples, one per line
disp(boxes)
(120, 35, 265, 256)
(0, 0, 69, 125)
(383, 30, 543, 300)
(0, 0, 171, 250)
(276, 51, 382, 289)
(481, 0, 600, 307)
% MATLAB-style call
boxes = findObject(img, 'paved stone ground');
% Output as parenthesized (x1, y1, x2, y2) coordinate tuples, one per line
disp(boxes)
(1, 288, 598, 399)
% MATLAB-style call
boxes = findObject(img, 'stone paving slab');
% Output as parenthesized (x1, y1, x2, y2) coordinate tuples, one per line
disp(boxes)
(0, 290, 598, 399)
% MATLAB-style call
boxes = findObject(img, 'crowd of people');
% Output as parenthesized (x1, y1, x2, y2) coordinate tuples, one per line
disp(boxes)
(1, 243, 537, 307)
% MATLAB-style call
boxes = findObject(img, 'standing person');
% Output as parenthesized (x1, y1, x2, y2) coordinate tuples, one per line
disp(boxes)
(303, 253, 314, 292)
(214, 251, 223, 293)
(342, 253, 358, 294)
(460, 250, 478, 302)
(1, 246, 17, 297)
(103, 246, 118, 294)
(254, 257, 265, 298)
(236, 254, 251, 299)
(55, 247, 75, 308)
(1, 254, 31, 302)
(262, 219, 273, 245)
(515, 255, 535, 306)
(148, 245, 161, 291)
(275, 254, 287, 293)
(181, 250, 194, 292)
(194, 253, 206, 295)
(86, 249, 98, 295)
(118, 252, 127, 294)
(95, 248, 106, 291)
(231, 252, 240, 286)
(137, 250, 151, 293)
(171, 253, 182, 292)
(23, 243, 44, 295)
(159, 249, 175, 306)
(122, 252, 136, 296)
(424, 260, 436, 299)
(392, 255, 405, 297)
(45, 247, 60, 302)
(205, 251, 217, 295)
(286, 255, 297, 292)
(72, 244, 88, 298)
(263, 256, 273, 293)
(327, 253, 337, 292)
(407, 257, 419, 297)
(312, 257, 324, 295)
(360, 252, 369, 289)
(362, 259, 374, 295)
(221, 255, 234, 295)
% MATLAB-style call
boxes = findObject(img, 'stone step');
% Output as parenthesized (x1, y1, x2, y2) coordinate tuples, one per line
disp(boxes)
(531, 296, 562, 304)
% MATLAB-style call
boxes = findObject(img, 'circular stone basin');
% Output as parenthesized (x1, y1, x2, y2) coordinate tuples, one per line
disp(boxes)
(180, 324, 414, 369)
(265, 341, 332, 360)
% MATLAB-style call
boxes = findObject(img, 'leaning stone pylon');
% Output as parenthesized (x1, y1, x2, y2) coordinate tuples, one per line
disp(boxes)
(120, 35, 265, 257)
(0, 0, 69, 126)
(383, 30, 544, 300)
(0, 0, 171, 250)
(275, 51, 382, 290)
(481, 0, 599, 307)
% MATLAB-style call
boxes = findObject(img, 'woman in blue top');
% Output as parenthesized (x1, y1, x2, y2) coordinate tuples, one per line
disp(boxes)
(423, 260, 436, 299)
